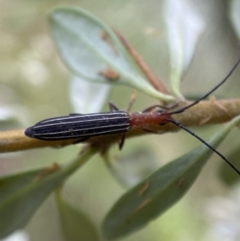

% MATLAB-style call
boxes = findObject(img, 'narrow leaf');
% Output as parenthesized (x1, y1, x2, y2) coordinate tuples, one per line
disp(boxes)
(165, 0, 205, 97)
(0, 149, 96, 238)
(103, 117, 240, 240)
(55, 192, 99, 241)
(48, 6, 175, 102)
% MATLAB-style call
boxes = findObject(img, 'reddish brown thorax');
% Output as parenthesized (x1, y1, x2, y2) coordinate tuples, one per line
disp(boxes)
(129, 112, 172, 129)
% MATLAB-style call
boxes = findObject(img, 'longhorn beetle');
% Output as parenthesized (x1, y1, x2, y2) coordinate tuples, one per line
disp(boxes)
(25, 57, 240, 175)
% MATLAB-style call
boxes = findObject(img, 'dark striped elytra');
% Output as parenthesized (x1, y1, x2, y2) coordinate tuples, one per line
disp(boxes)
(24, 57, 240, 175)
(25, 111, 130, 140)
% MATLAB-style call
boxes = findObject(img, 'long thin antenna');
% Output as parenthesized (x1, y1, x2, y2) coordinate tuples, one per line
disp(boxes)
(167, 56, 240, 115)
(168, 119, 240, 175)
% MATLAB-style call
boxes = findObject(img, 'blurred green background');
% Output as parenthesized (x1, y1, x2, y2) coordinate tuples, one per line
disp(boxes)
(1, 0, 240, 241)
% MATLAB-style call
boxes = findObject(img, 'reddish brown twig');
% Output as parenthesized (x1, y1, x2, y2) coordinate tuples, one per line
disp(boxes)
(114, 29, 169, 95)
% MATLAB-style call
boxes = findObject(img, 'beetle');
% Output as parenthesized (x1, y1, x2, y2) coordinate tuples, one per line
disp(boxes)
(25, 57, 240, 175)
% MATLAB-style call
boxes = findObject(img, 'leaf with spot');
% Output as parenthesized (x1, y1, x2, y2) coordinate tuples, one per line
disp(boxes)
(48, 6, 175, 102)
(102, 116, 240, 240)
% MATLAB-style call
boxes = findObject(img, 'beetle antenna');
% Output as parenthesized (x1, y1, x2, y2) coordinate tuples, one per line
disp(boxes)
(167, 118, 240, 175)
(167, 56, 240, 115)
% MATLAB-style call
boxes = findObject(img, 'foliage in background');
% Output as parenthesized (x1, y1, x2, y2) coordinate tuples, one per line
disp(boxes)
(2, 3, 240, 240)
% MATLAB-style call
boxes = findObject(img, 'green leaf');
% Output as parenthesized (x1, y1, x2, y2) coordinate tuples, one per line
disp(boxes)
(0, 148, 96, 238)
(55, 191, 99, 241)
(218, 147, 240, 186)
(164, 0, 205, 98)
(102, 117, 240, 240)
(48, 6, 175, 102)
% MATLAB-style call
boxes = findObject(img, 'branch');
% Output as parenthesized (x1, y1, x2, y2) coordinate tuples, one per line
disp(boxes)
(1, 98, 240, 153)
